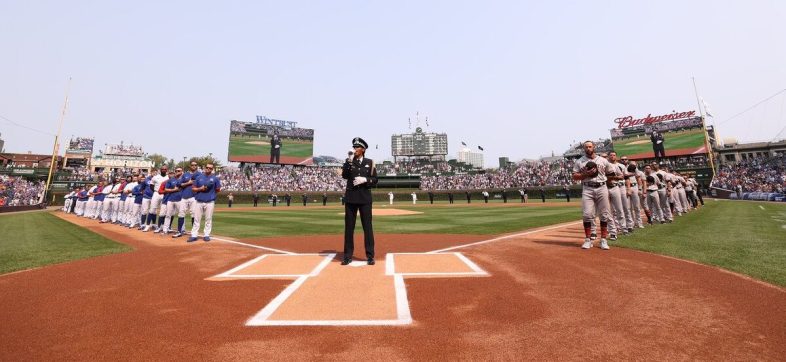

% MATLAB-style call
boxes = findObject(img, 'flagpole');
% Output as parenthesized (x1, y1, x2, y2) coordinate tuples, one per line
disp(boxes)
(43, 77, 72, 205)
(692, 77, 716, 179)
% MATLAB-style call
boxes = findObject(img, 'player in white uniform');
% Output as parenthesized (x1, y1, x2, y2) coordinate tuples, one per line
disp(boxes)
(101, 178, 123, 223)
(572, 141, 617, 250)
(62, 189, 76, 213)
(143, 167, 169, 232)
(388, 191, 394, 205)
(118, 175, 137, 226)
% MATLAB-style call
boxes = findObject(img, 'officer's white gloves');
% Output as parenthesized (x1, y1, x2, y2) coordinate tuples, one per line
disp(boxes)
(353, 176, 367, 186)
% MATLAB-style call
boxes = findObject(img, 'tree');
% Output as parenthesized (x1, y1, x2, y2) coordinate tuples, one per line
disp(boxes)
(147, 153, 168, 169)
(175, 155, 223, 171)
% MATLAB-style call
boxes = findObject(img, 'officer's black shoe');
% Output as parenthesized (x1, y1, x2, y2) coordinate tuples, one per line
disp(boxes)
(367, 258, 375, 266)
(341, 259, 351, 265)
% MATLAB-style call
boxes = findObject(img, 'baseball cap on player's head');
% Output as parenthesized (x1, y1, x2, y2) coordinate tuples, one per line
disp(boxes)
(352, 137, 368, 149)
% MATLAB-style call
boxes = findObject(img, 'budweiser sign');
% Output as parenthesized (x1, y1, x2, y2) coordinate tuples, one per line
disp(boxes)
(614, 110, 696, 129)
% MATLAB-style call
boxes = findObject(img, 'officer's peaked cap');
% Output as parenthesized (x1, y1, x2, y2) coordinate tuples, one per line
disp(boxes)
(352, 137, 368, 149)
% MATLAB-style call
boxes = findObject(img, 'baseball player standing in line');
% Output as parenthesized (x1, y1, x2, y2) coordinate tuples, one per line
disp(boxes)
(92, 180, 107, 220)
(138, 171, 153, 230)
(120, 175, 137, 226)
(188, 163, 221, 242)
(101, 178, 122, 224)
(652, 163, 673, 223)
(411, 192, 417, 205)
(84, 183, 98, 218)
(128, 175, 144, 228)
(177, 161, 201, 235)
(605, 151, 627, 239)
(675, 172, 691, 214)
(388, 191, 394, 205)
(161, 168, 184, 236)
(63, 188, 76, 213)
(617, 156, 634, 232)
(572, 141, 616, 250)
(75, 186, 89, 216)
(143, 167, 169, 232)
(643, 165, 664, 224)
(625, 161, 645, 229)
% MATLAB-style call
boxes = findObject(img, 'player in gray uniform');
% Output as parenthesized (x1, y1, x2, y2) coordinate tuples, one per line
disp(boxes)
(572, 141, 616, 250)
(685, 175, 699, 208)
(675, 172, 691, 213)
(643, 165, 664, 223)
(652, 163, 673, 222)
(617, 156, 635, 233)
(605, 151, 627, 239)
(625, 160, 645, 229)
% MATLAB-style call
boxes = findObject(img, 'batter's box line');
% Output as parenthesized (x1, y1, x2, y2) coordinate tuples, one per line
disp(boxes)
(385, 252, 489, 277)
(212, 253, 335, 279)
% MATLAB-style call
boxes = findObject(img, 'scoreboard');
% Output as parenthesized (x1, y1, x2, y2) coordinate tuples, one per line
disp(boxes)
(391, 127, 448, 161)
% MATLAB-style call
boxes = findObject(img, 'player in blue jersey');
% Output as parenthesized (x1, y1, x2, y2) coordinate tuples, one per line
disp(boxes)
(188, 163, 221, 242)
(161, 168, 185, 236)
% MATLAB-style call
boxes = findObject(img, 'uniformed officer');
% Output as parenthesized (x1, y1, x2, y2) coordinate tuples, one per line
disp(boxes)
(501, 189, 508, 203)
(448, 192, 454, 204)
(302, 193, 307, 206)
(322, 192, 328, 206)
(540, 186, 546, 203)
(428, 190, 434, 204)
(285, 193, 291, 206)
(466, 191, 471, 203)
(342, 137, 379, 266)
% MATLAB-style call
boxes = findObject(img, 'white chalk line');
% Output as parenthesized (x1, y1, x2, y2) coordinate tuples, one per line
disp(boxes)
(428, 221, 583, 253)
(210, 236, 296, 255)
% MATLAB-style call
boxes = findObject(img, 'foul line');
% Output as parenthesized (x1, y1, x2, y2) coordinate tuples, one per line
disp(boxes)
(210, 236, 296, 255)
(428, 221, 583, 253)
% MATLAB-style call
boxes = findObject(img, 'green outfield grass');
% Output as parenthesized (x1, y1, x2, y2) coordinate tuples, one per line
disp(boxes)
(612, 200, 786, 287)
(0, 212, 132, 274)
(613, 128, 706, 158)
(228, 135, 313, 158)
(211, 204, 581, 239)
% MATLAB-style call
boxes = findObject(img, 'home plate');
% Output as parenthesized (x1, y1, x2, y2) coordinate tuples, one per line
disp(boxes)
(348, 261, 369, 267)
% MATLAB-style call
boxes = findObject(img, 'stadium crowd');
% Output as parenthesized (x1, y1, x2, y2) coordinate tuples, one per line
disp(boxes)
(711, 155, 786, 193)
(420, 159, 575, 190)
(0, 175, 45, 207)
(219, 165, 344, 192)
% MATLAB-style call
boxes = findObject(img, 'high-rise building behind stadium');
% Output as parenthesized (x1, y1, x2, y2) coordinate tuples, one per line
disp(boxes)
(391, 127, 448, 162)
(457, 146, 484, 169)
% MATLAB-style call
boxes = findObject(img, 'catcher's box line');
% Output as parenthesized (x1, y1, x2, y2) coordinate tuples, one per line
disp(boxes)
(427, 221, 583, 253)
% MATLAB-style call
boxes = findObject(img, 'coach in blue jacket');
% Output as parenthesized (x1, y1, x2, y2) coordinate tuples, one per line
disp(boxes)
(341, 137, 378, 265)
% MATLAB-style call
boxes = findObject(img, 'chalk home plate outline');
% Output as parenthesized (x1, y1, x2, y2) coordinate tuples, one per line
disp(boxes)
(211, 251, 488, 326)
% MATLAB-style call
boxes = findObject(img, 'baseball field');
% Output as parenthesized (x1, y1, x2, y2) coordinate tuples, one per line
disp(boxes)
(612, 128, 707, 159)
(228, 134, 313, 164)
(1, 200, 785, 360)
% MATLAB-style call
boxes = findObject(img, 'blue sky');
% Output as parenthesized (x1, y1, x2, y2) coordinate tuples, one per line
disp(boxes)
(1, 1, 785, 166)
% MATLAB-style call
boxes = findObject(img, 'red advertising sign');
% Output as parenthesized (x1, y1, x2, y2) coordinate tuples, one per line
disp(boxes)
(614, 110, 696, 129)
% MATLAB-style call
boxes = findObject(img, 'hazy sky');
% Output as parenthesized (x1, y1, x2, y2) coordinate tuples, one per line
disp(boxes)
(2, 1, 785, 167)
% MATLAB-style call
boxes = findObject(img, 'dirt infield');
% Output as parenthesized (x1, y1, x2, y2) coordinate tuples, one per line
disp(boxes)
(1, 213, 784, 360)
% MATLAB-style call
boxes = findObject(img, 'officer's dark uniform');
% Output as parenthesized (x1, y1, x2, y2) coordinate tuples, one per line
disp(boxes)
(502, 190, 507, 203)
(448, 192, 454, 204)
(342, 137, 379, 265)
(540, 187, 546, 202)
(322, 193, 328, 206)
(466, 191, 471, 203)
(564, 186, 570, 202)
(428, 191, 434, 204)
(270, 135, 282, 163)
(302, 194, 307, 206)
(285, 193, 291, 206)
(253, 192, 259, 207)
(272, 194, 277, 206)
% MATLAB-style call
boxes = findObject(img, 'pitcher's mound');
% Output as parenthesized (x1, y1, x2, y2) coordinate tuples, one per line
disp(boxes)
(338, 208, 422, 216)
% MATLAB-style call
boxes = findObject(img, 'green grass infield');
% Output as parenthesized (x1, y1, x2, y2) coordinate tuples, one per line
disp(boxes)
(0, 212, 132, 274)
(612, 200, 786, 287)
(211, 204, 581, 239)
